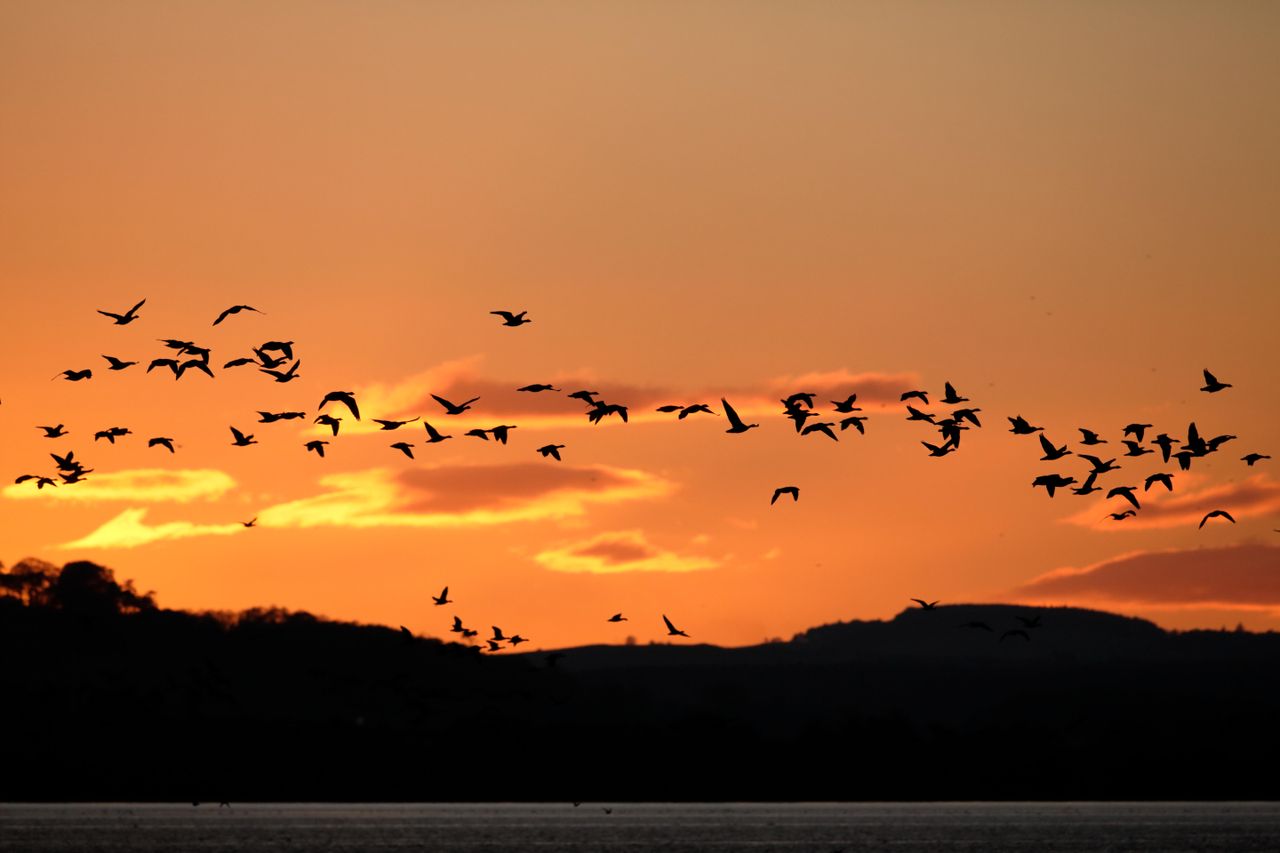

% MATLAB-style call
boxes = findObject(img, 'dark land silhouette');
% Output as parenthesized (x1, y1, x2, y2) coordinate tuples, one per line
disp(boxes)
(4, 557, 1280, 802)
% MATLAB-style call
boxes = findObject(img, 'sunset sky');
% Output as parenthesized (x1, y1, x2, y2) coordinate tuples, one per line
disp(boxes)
(2, 1, 1277, 649)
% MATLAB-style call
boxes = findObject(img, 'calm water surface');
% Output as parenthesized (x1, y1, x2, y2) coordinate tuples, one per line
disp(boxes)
(2, 802, 1277, 852)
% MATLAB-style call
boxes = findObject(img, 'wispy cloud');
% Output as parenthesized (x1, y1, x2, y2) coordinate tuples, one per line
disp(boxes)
(1013, 544, 1280, 609)
(4, 469, 236, 503)
(61, 508, 243, 549)
(534, 530, 719, 574)
(1062, 474, 1280, 531)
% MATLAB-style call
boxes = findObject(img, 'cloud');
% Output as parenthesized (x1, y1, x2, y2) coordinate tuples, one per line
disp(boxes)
(331, 356, 919, 434)
(4, 469, 236, 503)
(1013, 544, 1280, 609)
(61, 508, 243, 549)
(258, 463, 673, 530)
(534, 530, 719, 574)
(1062, 474, 1280, 530)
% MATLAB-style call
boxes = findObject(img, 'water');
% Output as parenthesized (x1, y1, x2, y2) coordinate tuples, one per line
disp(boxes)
(2, 802, 1277, 851)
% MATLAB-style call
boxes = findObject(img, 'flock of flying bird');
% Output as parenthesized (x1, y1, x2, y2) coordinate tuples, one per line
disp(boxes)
(11, 297, 1273, 650)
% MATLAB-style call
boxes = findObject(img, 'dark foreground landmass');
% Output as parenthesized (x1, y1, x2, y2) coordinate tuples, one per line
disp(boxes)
(4, 558, 1279, 801)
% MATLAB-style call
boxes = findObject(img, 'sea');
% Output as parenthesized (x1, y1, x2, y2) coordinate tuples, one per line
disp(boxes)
(2, 802, 1278, 852)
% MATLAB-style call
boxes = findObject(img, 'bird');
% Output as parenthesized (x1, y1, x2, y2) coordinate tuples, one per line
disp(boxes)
(1078, 428, 1107, 445)
(461, 628, 478, 639)
(1199, 510, 1236, 528)
(802, 422, 838, 441)
(222, 356, 258, 369)
(953, 408, 982, 427)
(465, 428, 489, 440)
(491, 310, 531, 326)
(831, 394, 859, 413)
(910, 599, 939, 610)
(258, 340, 295, 360)
(54, 369, 92, 382)
(1108, 510, 1137, 521)
(607, 613, 628, 622)
(587, 402, 628, 424)
(922, 441, 956, 457)
(147, 358, 179, 376)
(722, 398, 758, 434)
(840, 415, 868, 434)
(97, 298, 145, 325)
(1106, 486, 1141, 510)
(94, 427, 132, 443)
(491, 626, 507, 642)
(508, 635, 529, 646)
(432, 587, 452, 606)
(102, 355, 137, 371)
(212, 304, 265, 326)
(1143, 472, 1174, 492)
(319, 391, 360, 420)
(517, 384, 559, 393)
(14, 474, 57, 489)
(422, 422, 452, 444)
(431, 394, 479, 415)
(1122, 441, 1153, 457)
(158, 338, 194, 351)
(486, 640, 502, 652)
(782, 392, 817, 409)
(49, 451, 79, 471)
(489, 425, 517, 444)
(1243, 453, 1271, 466)
(258, 411, 307, 423)
(242, 517, 258, 528)
(1038, 435, 1071, 461)
(253, 349, 287, 369)
(1079, 455, 1121, 474)
(940, 381, 968, 405)
(1072, 472, 1102, 495)
(259, 360, 301, 383)
(1032, 474, 1076, 497)
(1152, 434, 1178, 463)
(900, 390, 929, 404)
(449, 616, 466, 634)
(1001, 629, 1031, 643)
(148, 437, 176, 453)
(372, 416, 420, 431)
(1122, 423, 1153, 443)
(315, 414, 342, 436)
(663, 615, 690, 638)
(771, 486, 799, 504)
(36, 424, 68, 438)
(1200, 369, 1231, 393)
(305, 440, 328, 457)
(1007, 415, 1043, 435)
(390, 442, 414, 459)
(567, 390, 600, 404)
(536, 444, 565, 461)
(230, 427, 257, 446)
(904, 406, 935, 423)
(678, 404, 715, 419)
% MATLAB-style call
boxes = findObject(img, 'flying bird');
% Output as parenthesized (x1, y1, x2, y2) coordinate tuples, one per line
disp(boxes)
(1008, 415, 1043, 435)
(97, 298, 145, 325)
(390, 442, 415, 459)
(315, 414, 342, 436)
(771, 486, 799, 505)
(319, 391, 360, 420)
(1200, 369, 1231, 393)
(491, 626, 507, 642)
(607, 613, 628, 622)
(431, 394, 479, 415)
(305, 440, 328, 457)
(537, 444, 565, 461)
(1038, 435, 1071, 461)
(900, 390, 929, 404)
(1199, 510, 1236, 528)
(372, 416, 420, 431)
(1032, 474, 1076, 497)
(1106, 486, 1141, 510)
(1242, 453, 1271, 467)
(260, 360, 301, 383)
(212, 304, 265, 326)
(1016, 615, 1042, 629)
(940, 381, 968, 405)
(1072, 473, 1102, 495)
(517, 384, 559, 392)
(953, 408, 982, 427)
(432, 587, 452, 606)
(242, 517, 258, 528)
(148, 437, 176, 453)
(491, 310, 531, 326)
(102, 355, 137, 371)
(802, 422, 838, 441)
(1144, 472, 1173, 492)
(15, 474, 58, 489)
(508, 635, 529, 646)
(1122, 440, 1153, 457)
(1152, 434, 1178, 463)
(54, 369, 92, 382)
(1108, 510, 1137, 521)
(922, 441, 956, 457)
(222, 356, 258, 369)
(831, 394, 859, 413)
(1079, 455, 1121, 474)
(663, 615, 690, 638)
(722, 398, 758, 434)
(258, 411, 307, 423)
(489, 425, 517, 444)
(259, 340, 295, 360)
(1078, 428, 1107, 445)
(904, 406, 935, 423)
(567, 390, 600, 403)
(840, 415, 868, 434)
(422, 422, 452, 443)
(1122, 423, 1153, 443)
(229, 427, 257, 447)
(910, 599, 939, 610)
(36, 424, 68, 438)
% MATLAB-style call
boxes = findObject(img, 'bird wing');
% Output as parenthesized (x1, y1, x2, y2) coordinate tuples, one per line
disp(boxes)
(127, 298, 146, 317)
(1203, 368, 1216, 384)
(1038, 434, 1054, 454)
(213, 307, 233, 325)
(721, 398, 744, 428)
(663, 615, 678, 633)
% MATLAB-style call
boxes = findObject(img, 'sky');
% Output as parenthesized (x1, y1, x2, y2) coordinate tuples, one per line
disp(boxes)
(1, 1, 1277, 649)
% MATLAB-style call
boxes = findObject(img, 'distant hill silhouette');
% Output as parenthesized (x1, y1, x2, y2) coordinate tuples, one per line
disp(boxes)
(3, 557, 1279, 801)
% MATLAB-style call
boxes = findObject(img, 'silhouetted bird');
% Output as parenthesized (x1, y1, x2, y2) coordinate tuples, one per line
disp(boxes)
(1008, 415, 1042, 435)
(158, 338, 193, 351)
(783, 392, 817, 409)
(242, 517, 257, 528)
(900, 390, 929, 404)
(253, 349, 286, 369)
(148, 437, 176, 453)
(1079, 454, 1121, 474)
(486, 640, 502, 652)
(1123, 423, 1153, 443)
(431, 394, 478, 415)
(372, 416, 420, 430)
(771, 486, 799, 504)
(102, 355, 137, 370)
(489, 425, 517, 444)
(390, 442, 414, 459)
(1152, 433, 1177, 463)
(1107, 486, 1140, 510)
(465, 428, 489, 440)
(50, 451, 79, 471)
(1078, 428, 1107, 445)
(259, 340, 295, 360)
(922, 441, 956, 457)
(1072, 473, 1102, 495)
(663, 615, 690, 638)
(1108, 510, 1137, 521)
(910, 599, 939, 610)
(722, 399, 758, 434)
(537, 444, 565, 460)
(802, 422, 838, 441)
(678, 404, 715, 419)
(432, 587, 452, 606)
(508, 635, 528, 646)
(1122, 440, 1153, 457)
(587, 402, 628, 424)
(1039, 435, 1071, 461)
(258, 411, 307, 423)
(212, 304, 265, 326)
(1032, 474, 1076, 497)
(260, 360, 300, 383)
(1200, 369, 1231, 393)
(450, 616, 464, 633)
(15, 474, 57, 489)
(315, 414, 342, 436)
(223, 357, 257, 369)
(37, 424, 68, 438)
(831, 394, 859, 413)
(230, 427, 257, 447)
(518, 384, 559, 392)
(840, 415, 868, 434)
(607, 613, 628, 622)
(1001, 629, 1031, 642)
(94, 427, 131, 443)
(953, 408, 982, 427)
(1199, 510, 1236, 528)
(97, 298, 145, 325)
(1243, 453, 1271, 466)
(491, 626, 507, 642)
(905, 405, 935, 423)
(422, 422, 452, 443)
(320, 391, 361, 420)
(940, 381, 968, 405)
(147, 358, 178, 376)
(1144, 472, 1173, 492)
(305, 440, 328, 457)
(491, 310, 530, 326)
(54, 369, 92, 382)
(567, 390, 599, 403)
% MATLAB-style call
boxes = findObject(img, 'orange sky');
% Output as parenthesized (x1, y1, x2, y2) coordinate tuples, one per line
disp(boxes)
(2, 1, 1278, 648)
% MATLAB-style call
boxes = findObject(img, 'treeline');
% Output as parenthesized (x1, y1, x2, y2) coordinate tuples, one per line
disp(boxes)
(3, 558, 1279, 801)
